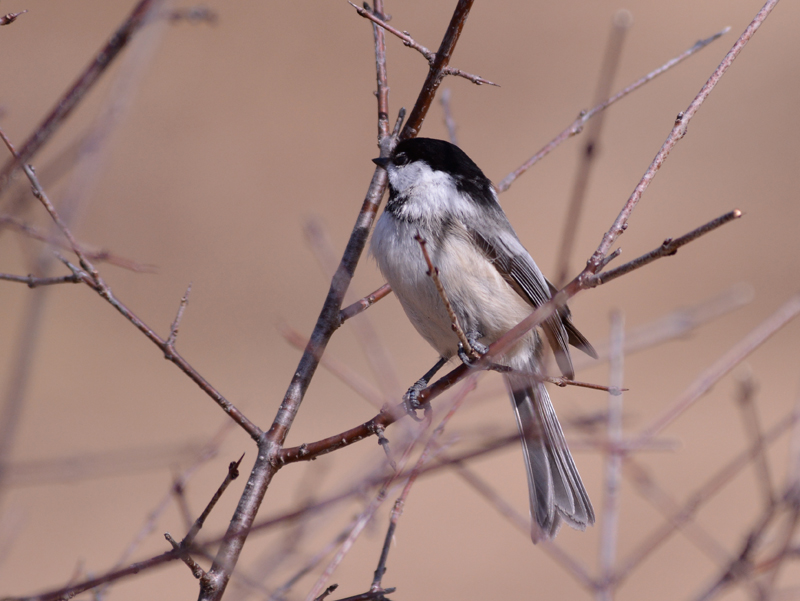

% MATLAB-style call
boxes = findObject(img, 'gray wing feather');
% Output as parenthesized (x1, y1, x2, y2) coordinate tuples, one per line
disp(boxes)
(468, 227, 583, 378)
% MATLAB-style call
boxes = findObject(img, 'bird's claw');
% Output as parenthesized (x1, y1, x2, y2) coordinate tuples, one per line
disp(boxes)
(403, 379, 429, 422)
(458, 336, 488, 366)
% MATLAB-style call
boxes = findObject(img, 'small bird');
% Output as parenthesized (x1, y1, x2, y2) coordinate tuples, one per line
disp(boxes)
(370, 138, 597, 541)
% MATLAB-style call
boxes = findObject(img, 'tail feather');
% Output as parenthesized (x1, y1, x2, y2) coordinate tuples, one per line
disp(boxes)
(507, 373, 595, 542)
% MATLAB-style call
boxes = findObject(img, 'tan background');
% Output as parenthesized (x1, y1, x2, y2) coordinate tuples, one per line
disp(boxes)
(1, 0, 799, 599)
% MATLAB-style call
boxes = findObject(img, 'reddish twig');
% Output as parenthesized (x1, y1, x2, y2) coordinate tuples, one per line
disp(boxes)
(338, 283, 393, 324)
(0, 272, 81, 287)
(400, 0, 477, 140)
(166, 283, 193, 351)
(0, 0, 164, 197)
(496, 26, 730, 192)
(554, 10, 631, 287)
(0, 10, 28, 26)
(414, 232, 475, 357)
(350, 2, 497, 88)
(586, 210, 743, 288)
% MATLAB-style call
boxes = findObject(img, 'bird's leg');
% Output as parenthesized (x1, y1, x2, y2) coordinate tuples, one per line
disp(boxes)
(403, 356, 448, 420)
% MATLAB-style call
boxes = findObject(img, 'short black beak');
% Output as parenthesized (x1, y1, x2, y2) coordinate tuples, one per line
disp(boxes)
(372, 156, 390, 169)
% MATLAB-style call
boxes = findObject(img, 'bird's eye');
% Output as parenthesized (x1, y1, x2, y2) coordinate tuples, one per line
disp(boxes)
(392, 152, 409, 166)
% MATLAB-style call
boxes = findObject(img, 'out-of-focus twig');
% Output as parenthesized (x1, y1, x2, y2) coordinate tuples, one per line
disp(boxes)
(554, 10, 631, 287)
(497, 26, 730, 192)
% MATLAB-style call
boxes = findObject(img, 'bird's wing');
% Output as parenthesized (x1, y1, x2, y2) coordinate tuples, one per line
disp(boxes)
(468, 226, 577, 378)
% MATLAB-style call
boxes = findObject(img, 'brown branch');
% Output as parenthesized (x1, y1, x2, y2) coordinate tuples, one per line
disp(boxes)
(0, 10, 28, 26)
(1, 124, 263, 441)
(496, 26, 730, 192)
(338, 283, 393, 324)
(199, 3, 481, 598)
(400, 0, 477, 140)
(371, 0, 390, 140)
(586, 210, 742, 287)
(350, 2, 497, 88)
(554, 10, 631, 287)
(0, 272, 82, 288)
(0, 0, 164, 197)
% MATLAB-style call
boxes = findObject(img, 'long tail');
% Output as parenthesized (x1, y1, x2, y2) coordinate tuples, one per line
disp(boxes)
(506, 372, 595, 542)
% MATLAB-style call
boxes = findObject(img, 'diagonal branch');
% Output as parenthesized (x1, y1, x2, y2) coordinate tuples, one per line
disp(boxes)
(497, 26, 730, 192)
(0, 0, 164, 197)
(350, 2, 497, 87)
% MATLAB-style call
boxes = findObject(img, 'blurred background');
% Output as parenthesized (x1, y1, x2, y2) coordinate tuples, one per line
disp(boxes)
(1, 0, 799, 599)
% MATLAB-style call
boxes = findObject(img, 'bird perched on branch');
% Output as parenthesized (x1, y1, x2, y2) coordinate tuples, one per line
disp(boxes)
(370, 137, 597, 541)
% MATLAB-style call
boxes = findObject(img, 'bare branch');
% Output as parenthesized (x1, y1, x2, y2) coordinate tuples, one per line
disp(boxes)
(0, 10, 28, 26)
(554, 10, 631, 287)
(350, 2, 497, 88)
(338, 283, 393, 324)
(634, 294, 800, 444)
(0, 0, 165, 197)
(0, 272, 81, 288)
(401, 0, 478, 140)
(415, 232, 475, 357)
(497, 26, 731, 192)
(597, 311, 625, 600)
(586, 210, 743, 287)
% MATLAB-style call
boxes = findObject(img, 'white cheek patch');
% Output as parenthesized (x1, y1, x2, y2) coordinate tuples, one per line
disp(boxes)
(389, 162, 478, 223)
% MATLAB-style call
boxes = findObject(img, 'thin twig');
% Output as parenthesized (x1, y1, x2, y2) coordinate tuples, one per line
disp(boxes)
(188, 454, 245, 547)
(414, 233, 474, 357)
(305, 405, 437, 601)
(371, 377, 477, 591)
(586, 210, 743, 287)
(497, 26, 730, 192)
(167, 283, 193, 351)
(440, 89, 458, 145)
(734, 373, 775, 508)
(0, 0, 164, 197)
(0, 10, 28, 26)
(0, 215, 156, 272)
(614, 410, 799, 585)
(338, 284, 393, 324)
(634, 294, 800, 444)
(554, 10, 631, 287)
(1, 126, 263, 441)
(350, 2, 497, 88)
(0, 272, 82, 287)
(597, 311, 625, 600)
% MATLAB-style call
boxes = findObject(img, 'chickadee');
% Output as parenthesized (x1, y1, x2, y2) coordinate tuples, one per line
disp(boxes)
(370, 138, 597, 541)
